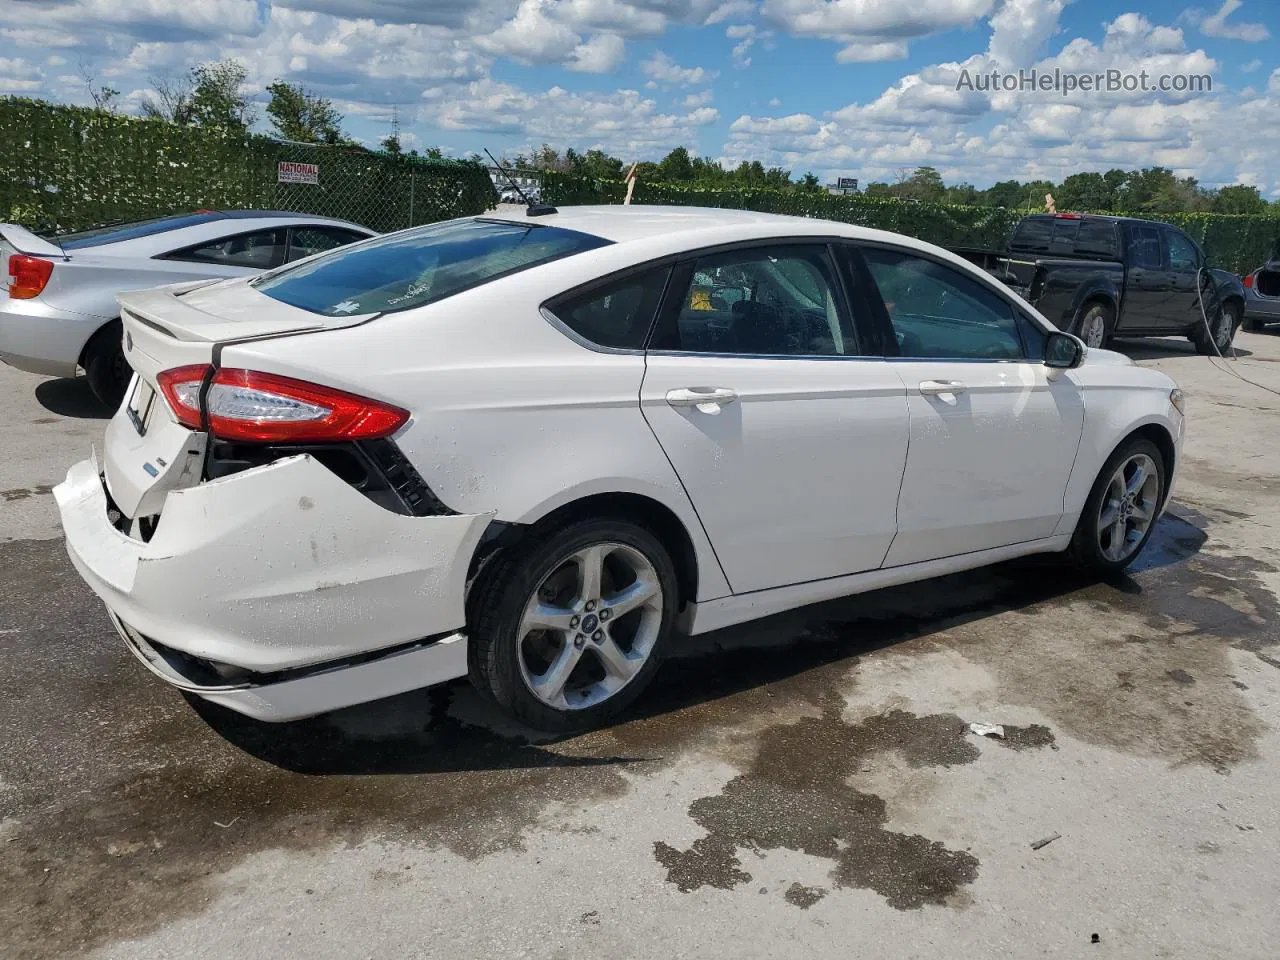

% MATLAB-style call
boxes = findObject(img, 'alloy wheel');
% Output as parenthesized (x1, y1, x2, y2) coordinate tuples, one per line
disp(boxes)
(1097, 453, 1160, 562)
(516, 542, 664, 711)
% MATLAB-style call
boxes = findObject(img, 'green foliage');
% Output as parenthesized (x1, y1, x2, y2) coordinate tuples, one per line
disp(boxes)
(0, 97, 497, 235)
(266, 80, 346, 145)
(541, 173, 1280, 274)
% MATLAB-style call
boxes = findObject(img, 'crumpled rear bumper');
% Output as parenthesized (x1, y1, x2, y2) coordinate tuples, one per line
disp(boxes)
(55, 452, 490, 720)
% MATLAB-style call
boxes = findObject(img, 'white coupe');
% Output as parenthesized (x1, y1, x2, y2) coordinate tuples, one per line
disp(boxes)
(55, 205, 1185, 731)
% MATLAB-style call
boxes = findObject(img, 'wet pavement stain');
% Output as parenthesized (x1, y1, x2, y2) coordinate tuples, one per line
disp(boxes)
(652, 702, 1031, 910)
(784, 883, 828, 909)
(1, 484, 53, 501)
(997, 724, 1057, 752)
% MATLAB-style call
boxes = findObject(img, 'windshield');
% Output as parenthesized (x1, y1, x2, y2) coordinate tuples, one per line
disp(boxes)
(47, 213, 221, 250)
(252, 218, 612, 316)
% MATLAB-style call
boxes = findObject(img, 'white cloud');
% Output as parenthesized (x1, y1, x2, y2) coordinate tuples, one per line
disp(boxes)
(835, 41, 907, 62)
(682, 89, 714, 107)
(475, 0, 581, 64)
(429, 78, 719, 157)
(1241, 59, 1261, 73)
(726, 22, 763, 67)
(1197, 0, 1269, 42)
(0, 56, 43, 92)
(567, 32, 626, 72)
(641, 50, 716, 84)
(768, 96, 781, 106)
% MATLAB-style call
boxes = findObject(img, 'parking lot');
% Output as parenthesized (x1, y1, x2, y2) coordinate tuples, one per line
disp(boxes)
(3, 331, 1279, 959)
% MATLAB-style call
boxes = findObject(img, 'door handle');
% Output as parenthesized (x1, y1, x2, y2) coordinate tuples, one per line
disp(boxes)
(666, 387, 739, 409)
(919, 380, 967, 396)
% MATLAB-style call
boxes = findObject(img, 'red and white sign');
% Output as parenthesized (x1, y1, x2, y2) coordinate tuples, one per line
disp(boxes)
(277, 161, 319, 185)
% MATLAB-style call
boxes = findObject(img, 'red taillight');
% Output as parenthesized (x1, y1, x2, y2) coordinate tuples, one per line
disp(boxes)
(156, 364, 211, 429)
(7, 254, 54, 299)
(1054, 213, 1082, 219)
(1244, 273, 1254, 289)
(157, 365, 409, 443)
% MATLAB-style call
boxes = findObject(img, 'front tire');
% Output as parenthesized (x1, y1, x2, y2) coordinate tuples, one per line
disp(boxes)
(1192, 300, 1239, 355)
(1070, 438, 1166, 576)
(83, 320, 130, 409)
(468, 518, 678, 733)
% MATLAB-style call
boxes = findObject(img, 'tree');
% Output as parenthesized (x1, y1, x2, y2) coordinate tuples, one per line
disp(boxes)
(139, 74, 194, 124)
(798, 172, 822, 192)
(1058, 172, 1115, 212)
(381, 134, 402, 155)
(79, 61, 119, 113)
(1213, 185, 1269, 215)
(266, 80, 346, 144)
(899, 166, 945, 202)
(141, 59, 254, 132)
(188, 60, 255, 132)
(659, 146, 695, 181)
(981, 179, 1026, 208)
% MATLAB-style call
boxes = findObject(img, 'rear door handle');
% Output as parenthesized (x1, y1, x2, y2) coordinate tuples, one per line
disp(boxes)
(666, 387, 739, 410)
(919, 380, 967, 396)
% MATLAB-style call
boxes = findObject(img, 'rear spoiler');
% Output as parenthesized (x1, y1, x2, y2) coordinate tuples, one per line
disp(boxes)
(0, 223, 67, 259)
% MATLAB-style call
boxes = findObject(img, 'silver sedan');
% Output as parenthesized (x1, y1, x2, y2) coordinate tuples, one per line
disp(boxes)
(0, 211, 374, 406)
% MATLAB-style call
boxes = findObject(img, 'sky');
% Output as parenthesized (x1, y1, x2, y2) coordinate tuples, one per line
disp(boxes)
(0, 0, 1277, 194)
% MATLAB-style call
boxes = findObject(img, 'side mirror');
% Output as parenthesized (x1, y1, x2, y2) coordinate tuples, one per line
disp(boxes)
(1044, 330, 1085, 369)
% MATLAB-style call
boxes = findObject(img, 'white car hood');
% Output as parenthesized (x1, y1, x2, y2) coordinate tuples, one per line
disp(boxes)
(117, 278, 377, 344)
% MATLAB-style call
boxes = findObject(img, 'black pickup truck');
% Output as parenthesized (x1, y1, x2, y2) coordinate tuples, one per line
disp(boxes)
(956, 213, 1246, 354)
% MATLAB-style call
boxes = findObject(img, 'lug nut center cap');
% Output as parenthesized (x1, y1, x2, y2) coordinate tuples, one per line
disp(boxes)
(581, 613, 599, 634)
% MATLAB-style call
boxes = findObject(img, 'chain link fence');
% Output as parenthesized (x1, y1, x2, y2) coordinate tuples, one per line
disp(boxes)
(0, 98, 497, 236)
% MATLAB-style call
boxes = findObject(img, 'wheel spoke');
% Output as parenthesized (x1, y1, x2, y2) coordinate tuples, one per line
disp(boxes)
(594, 636, 641, 681)
(521, 601, 577, 634)
(575, 544, 608, 603)
(531, 642, 583, 707)
(1098, 501, 1121, 534)
(1125, 461, 1148, 497)
(602, 576, 659, 619)
(1129, 502, 1152, 525)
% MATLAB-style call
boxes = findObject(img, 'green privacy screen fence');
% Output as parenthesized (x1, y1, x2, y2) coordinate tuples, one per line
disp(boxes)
(0, 98, 498, 235)
(542, 174, 1280, 275)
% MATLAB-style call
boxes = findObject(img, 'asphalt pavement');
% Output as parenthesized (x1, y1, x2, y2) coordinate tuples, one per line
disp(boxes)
(3, 331, 1280, 959)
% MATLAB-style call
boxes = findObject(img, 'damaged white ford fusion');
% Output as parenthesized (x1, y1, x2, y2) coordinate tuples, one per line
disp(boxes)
(56, 205, 1186, 732)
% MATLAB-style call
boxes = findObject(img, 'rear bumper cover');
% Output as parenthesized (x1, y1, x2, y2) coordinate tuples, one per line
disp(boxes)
(1244, 287, 1280, 322)
(55, 452, 490, 720)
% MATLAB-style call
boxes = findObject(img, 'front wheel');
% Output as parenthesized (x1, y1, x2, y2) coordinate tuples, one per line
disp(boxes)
(1192, 300, 1239, 355)
(467, 518, 678, 732)
(1070, 438, 1166, 576)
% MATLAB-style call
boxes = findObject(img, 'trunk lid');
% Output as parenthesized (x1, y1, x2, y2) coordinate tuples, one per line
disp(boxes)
(118, 279, 377, 344)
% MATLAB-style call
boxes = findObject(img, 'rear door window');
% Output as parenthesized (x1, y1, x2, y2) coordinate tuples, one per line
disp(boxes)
(546, 267, 670, 350)
(163, 229, 287, 269)
(1127, 226, 1164, 269)
(254, 219, 611, 316)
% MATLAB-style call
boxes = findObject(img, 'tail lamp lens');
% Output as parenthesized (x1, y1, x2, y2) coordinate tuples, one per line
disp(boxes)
(7, 254, 54, 299)
(156, 365, 409, 442)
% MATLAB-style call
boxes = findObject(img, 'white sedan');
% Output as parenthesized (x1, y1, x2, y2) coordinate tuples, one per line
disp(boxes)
(54, 206, 1185, 732)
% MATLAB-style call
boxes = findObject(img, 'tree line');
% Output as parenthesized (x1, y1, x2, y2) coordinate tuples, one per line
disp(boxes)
(77, 58, 1277, 215)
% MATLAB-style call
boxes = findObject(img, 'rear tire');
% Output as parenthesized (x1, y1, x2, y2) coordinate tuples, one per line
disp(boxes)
(1071, 302, 1111, 349)
(1069, 438, 1166, 576)
(83, 320, 130, 410)
(467, 517, 678, 733)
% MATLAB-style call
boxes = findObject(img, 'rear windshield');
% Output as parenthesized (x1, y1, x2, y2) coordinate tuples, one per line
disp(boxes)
(46, 213, 221, 250)
(253, 219, 612, 316)
(1009, 217, 1119, 260)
